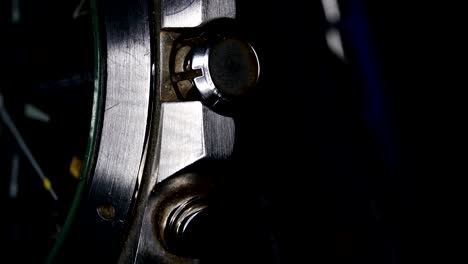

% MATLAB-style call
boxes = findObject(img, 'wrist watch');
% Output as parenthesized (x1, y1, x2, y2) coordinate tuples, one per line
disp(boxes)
(83, 0, 260, 262)
(3, 0, 387, 263)
(2, 0, 262, 263)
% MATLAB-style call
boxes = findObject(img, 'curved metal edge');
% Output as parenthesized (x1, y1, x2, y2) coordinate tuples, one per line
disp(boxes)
(157, 102, 235, 183)
(191, 36, 261, 109)
(116, 0, 164, 261)
(192, 46, 221, 104)
(118, 0, 239, 262)
(131, 102, 234, 263)
(88, 0, 152, 239)
(136, 173, 213, 264)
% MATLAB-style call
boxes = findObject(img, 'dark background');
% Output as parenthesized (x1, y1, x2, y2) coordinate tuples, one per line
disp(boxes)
(234, 1, 461, 263)
(0, 0, 94, 262)
(1, 0, 462, 263)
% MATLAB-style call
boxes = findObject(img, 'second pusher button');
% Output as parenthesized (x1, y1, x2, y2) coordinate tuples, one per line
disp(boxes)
(188, 35, 260, 110)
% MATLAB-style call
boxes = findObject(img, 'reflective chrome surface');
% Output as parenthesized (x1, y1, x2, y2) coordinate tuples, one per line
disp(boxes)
(161, 0, 236, 28)
(191, 38, 260, 108)
(128, 102, 234, 262)
(115, 0, 249, 262)
(89, 0, 151, 226)
(157, 101, 235, 183)
(135, 173, 214, 263)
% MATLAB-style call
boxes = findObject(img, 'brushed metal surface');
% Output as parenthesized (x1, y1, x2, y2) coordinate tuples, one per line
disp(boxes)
(135, 173, 212, 264)
(157, 101, 235, 182)
(202, 104, 236, 159)
(161, 0, 236, 28)
(89, 0, 151, 224)
(130, 102, 235, 262)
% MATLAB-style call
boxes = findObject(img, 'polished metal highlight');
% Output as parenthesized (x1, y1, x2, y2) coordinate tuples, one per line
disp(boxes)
(129, 102, 234, 263)
(161, 0, 236, 28)
(134, 173, 212, 263)
(89, 0, 151, 224)
(157, 101, 235, 182)
(116, 0, 249, 262)
(190, 39, 260, 107)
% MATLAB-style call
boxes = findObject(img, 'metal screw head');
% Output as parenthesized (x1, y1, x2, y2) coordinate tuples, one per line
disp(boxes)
(190, 36, 260, 109)
(163, 196, 213, 258)
(97, 202, 116, 221)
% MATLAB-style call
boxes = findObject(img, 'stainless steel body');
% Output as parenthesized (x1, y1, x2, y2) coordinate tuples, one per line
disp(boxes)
(87, 0, 259, 262)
